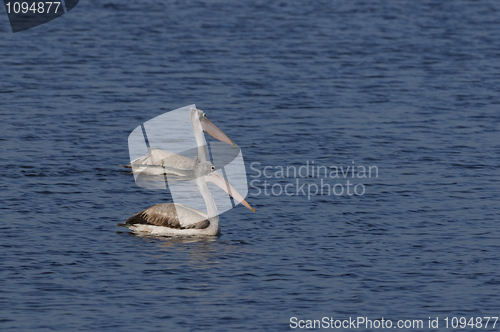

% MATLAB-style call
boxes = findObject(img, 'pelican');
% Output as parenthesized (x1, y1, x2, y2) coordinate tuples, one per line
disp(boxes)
(127, 108, 235, 176)
(124, 158, 255, 236)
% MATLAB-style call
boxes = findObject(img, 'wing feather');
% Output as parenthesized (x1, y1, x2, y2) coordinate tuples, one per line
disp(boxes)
(130, 148, 195, 171)
(125, 203, 209, 229)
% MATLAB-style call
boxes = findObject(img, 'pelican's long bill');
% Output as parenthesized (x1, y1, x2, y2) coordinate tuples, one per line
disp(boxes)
(205, 171, 255, 212)
(201, 117, 236, 146)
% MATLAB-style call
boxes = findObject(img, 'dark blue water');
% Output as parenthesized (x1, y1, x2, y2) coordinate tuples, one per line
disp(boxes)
(1, 1, 500, 331)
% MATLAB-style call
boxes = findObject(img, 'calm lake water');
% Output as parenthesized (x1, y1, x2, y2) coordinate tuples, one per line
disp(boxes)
(1, 1, 500, 331)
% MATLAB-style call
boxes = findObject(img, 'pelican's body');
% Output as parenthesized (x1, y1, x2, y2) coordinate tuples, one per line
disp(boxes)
(130, 148, 195, 176)
(125, 202, 219, 236)
(128, 108, 235, 176)
(125, 160, 254, 236)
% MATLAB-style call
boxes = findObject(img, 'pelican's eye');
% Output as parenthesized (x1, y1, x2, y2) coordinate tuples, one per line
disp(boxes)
(211, 166, 215, 171)
(203, 113, 206, 117)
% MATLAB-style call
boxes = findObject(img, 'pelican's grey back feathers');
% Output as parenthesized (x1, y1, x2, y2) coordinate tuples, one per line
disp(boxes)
(125, 203, 210, 229)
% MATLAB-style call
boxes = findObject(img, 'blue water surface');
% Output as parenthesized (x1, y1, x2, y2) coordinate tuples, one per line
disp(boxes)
(1, 1, 500, 331)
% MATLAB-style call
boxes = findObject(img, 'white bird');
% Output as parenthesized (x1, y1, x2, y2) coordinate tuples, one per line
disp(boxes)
(128, 108, 235, 176)
(123, 107, 253, 236)
(124, 158, 255, 236)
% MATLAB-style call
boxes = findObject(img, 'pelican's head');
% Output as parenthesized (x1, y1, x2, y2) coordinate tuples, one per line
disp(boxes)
(191, 108, 236, 146)
(193, 159, 217, 178)
(193, 159, 255, 212)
